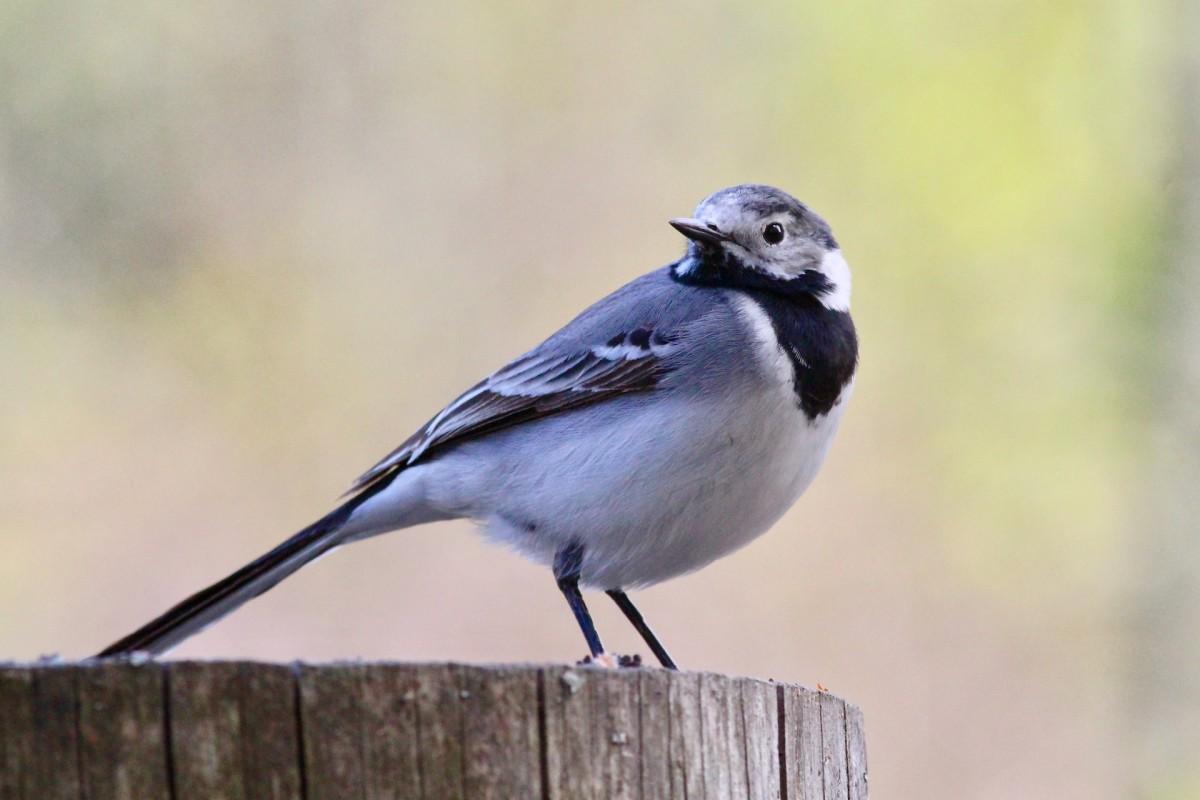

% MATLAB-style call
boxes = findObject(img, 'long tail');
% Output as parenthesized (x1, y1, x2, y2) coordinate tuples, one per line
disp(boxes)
(97, 494, 370, 658)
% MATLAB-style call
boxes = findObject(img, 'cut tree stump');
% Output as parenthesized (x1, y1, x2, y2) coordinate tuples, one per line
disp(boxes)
(0, 660, 867, 799)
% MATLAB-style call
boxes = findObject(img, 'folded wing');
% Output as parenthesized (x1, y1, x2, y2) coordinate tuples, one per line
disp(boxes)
(348, 328, 680, 496)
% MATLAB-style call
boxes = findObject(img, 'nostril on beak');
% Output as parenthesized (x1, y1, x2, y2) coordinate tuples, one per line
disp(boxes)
(706, 223, 721, 233)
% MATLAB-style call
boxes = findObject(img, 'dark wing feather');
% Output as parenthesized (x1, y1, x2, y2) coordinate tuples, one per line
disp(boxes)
(348, 332, 677, 496)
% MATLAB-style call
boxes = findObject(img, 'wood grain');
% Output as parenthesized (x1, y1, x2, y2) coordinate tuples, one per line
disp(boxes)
(77, 660, 171, 800)
(167, 661, 301, 800)
(0, 661, 866, 799)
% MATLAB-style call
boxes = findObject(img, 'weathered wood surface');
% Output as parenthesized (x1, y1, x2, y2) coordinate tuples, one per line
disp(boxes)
(0, 661, 867, 799)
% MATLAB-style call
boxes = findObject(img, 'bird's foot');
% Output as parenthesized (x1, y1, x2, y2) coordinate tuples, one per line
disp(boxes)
(577, 652, 643, 669)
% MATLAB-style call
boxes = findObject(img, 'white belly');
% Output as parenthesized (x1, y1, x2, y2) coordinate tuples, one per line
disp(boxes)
(562, 385, 848, 589)
(410, 296, 852, 590)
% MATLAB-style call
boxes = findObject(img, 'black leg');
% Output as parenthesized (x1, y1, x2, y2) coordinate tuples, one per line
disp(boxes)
(553, 542, 605, 658)
(606, 589, 678, 670)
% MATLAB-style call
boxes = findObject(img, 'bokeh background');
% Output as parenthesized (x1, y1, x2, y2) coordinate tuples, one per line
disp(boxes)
(2, 1, 1196, 797)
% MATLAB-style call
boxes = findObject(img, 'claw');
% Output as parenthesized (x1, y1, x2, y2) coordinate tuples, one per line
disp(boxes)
(577, 652, 643, 669)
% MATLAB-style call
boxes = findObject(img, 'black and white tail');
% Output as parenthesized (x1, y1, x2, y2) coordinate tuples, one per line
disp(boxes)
(97, 498, 363, 658)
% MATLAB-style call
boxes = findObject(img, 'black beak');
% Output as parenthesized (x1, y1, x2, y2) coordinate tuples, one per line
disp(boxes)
(669, 217, 731, 245)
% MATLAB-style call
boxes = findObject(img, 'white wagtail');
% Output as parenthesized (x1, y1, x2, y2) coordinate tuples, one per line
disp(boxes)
(98, 184, 858, 668)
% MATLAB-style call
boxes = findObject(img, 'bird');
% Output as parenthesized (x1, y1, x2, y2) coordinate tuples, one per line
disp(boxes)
(97, 184, 858, 669)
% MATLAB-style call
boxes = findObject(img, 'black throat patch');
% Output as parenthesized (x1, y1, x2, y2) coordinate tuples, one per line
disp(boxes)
(741, 289, 858, 419)
(671, 246, 836, 301)
(670, 251, 858, 419)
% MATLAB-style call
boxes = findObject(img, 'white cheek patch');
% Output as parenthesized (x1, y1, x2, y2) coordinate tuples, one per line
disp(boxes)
(817, 250, 852, 312)
(724, 242, 791, 280)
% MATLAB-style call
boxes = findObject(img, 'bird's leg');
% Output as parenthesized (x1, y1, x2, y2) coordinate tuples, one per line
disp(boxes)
(553, 542, 606, 661)
(606, 589, 678, 670)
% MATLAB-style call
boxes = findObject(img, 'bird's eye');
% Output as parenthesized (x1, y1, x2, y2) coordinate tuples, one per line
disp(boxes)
(763, 222, 785, 245)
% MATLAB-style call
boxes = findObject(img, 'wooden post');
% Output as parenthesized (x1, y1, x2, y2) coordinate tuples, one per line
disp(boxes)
(0, 660, 867, 799)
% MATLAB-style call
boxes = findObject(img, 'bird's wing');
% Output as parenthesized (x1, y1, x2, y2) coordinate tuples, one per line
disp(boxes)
(348, 326, 681, 496)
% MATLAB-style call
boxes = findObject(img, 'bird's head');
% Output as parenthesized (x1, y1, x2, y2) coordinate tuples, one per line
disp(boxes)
(669, 184, 850, 311)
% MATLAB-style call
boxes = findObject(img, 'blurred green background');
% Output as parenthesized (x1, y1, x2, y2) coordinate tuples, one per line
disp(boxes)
(2, 1, 1195, 797)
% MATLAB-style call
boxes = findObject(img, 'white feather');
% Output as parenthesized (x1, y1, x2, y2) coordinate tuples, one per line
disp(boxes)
(817, 249, 852, 312)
